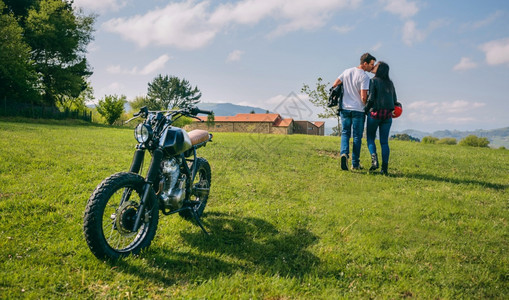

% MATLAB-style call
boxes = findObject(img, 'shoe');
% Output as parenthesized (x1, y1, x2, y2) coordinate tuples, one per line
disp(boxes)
(369, 153, 379, 171)
(340, 154, 348, 171)
(380, 162, 388, 175)
(351, 165, 363, 171)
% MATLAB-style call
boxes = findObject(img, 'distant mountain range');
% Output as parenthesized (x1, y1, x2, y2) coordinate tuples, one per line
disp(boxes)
(198, 102, 269, 115)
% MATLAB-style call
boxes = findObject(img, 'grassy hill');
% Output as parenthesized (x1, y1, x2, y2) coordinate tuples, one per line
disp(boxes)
(0, 119, 508, 298)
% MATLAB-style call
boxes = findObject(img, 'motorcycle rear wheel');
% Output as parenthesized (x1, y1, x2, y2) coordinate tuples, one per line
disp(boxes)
(83, 172, 159, 260)
(179, 157, 211, 219)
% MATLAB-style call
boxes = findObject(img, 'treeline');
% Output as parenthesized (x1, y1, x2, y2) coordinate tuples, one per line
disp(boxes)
(422, 135, 491, 148)
(0, 0, 94, 110)
(392, 133, 494, 148)
(94, 75, 202, 125)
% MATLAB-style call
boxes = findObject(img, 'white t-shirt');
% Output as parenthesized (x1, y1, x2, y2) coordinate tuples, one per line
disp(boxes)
(338, 67, 370, 112)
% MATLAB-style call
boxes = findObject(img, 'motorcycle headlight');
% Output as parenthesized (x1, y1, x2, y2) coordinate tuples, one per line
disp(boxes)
(134, 124, 152, 143)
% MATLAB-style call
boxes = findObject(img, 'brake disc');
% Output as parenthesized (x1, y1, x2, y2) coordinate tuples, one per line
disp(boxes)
(114, 201, 139, 237)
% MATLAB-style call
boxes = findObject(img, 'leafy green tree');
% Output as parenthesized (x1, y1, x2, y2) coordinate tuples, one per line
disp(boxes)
(437, 137, 457, 145)
(129, 95, 163, 112)
(96, 95, 126, 125)
(422, 136, 438, 144)
(0, 0, 38, 102)
(24, 0, 95, 107)
(206, 112, 215, 128)
(58, 81, 94, 111)
(147, 75, 201, 109)
(391, 133, 420, 142)
(301, 77, 340, 133)
(331, 125, 341, 137)
(459, 135, 490, 147)
(3, 0, 37, 17)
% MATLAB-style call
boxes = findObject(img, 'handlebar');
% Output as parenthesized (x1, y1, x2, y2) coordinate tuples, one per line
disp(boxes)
(190, 107, 213, 116)
(126, 106, 212, 124)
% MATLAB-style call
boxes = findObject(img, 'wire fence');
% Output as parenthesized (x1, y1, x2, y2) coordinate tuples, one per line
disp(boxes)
(0, 101, 92, 122)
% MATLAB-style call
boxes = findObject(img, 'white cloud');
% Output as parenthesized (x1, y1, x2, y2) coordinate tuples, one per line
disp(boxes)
(462, 10, 504, 30)
(453, 57, 477, 71)
(107, 54, 171, 75)
(380, 0, 419, 19)
(402, 20, 425, 46)
(73, 0, 126, 13)
(332, 25, 355, 34)
(407, 100, 486, 125)
(479, 37, 509, 66)
(103, 1, 217, 50)
(371, 42, 383, 51)
(402, 19, 447, 46)
(95, 82, 126, 100)
(87, 41, 100, 53)
(227, 50, 244, 62)
(103, 0, 360, 49)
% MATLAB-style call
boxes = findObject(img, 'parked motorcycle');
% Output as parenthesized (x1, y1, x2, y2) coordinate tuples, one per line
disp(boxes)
(83, 106, 213, 260)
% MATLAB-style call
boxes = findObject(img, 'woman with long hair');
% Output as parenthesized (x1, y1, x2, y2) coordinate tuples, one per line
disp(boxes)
(365, 62, 400, 175)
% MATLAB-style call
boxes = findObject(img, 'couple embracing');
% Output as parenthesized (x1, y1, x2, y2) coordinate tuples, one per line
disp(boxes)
(332, 53, 401, 175)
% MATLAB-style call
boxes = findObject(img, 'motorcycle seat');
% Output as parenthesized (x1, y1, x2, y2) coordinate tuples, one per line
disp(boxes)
(188, 129, 210, 146)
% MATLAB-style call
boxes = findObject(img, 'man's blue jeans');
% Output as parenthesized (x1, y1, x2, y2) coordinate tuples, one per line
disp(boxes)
(366, 115, 392, 164)
(340, 110, 366, 168)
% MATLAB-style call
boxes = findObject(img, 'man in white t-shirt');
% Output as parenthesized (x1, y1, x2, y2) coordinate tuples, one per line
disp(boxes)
(332, 53, 376, 170)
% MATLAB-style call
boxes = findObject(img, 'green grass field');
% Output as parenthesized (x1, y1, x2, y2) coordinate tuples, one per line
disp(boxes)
(0, 119, 508, 299)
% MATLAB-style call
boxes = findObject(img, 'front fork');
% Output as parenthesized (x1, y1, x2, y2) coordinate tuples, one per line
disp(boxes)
(129, 148, 146, 174)
(132, 148, 163, 232)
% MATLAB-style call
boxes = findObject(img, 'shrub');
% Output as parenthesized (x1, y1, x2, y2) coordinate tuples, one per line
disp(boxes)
(391, 133, 420, 142)
(459, 135, 490, 147)
(96, 95, 126, 125)
(422, 136, 439, 144)
(437, 137, 457, 145)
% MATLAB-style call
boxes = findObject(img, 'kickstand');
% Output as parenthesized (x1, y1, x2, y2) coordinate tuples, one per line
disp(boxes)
(191, 208, 209, 235)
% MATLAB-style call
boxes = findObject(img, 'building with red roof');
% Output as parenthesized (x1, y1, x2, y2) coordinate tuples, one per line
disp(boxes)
(186, 113, 324, 135)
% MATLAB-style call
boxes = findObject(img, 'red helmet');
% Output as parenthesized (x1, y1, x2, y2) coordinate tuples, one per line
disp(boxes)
(393, 105, 402, 118)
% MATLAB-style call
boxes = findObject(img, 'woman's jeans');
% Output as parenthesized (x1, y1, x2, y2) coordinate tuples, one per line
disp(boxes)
(366, 115, 392, 164)
(340, 110, 366, 168)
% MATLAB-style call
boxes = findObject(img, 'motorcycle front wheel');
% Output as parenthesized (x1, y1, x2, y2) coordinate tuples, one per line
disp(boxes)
(83, 172, 159, 260)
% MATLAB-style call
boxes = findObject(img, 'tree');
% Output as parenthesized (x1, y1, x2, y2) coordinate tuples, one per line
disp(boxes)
(301, 77, 340, 134)
(147, 75, 201, 109)
(24, 0, 95, 107)
(0, 0, 38, 102)
(129, 95, 164, 112)
(422, 136, 438, 144)
(59, 81, 94, 111)
(96, 95, 125, 125)
(331, 125, 341, 137)
(206, 112, 215, 128)
(459, 135, 490, 147)
(437, 137, 457, 145)
(3, 0, 37, 17)
(390, 133, 420, 142)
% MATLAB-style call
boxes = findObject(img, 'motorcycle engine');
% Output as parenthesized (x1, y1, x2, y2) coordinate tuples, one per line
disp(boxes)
(159, 158, 186, 211)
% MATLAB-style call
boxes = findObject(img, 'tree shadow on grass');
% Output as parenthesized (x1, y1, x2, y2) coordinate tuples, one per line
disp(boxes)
(114, 212, 320, 285)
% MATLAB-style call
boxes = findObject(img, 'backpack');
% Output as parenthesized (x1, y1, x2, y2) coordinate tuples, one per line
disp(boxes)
(328, 84, 343, 109)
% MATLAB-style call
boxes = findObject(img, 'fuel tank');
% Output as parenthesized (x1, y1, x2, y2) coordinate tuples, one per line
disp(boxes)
(159, 126, 192, 156)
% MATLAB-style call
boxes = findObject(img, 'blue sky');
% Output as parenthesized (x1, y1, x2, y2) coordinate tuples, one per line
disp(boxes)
(74, 0, 509, 132)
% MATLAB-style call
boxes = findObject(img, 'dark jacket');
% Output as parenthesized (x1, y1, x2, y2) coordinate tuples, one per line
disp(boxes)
(365, 77, 398, 113)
